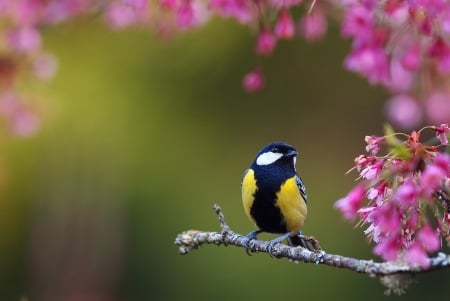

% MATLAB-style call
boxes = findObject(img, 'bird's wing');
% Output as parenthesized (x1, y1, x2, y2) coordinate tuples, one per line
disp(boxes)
(296, 175, 307, 203)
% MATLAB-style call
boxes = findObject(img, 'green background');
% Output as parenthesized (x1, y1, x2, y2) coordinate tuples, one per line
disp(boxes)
(0, 17, 448, 300)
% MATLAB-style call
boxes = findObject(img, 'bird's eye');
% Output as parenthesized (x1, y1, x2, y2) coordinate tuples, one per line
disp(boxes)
(271, 148, 279, 153)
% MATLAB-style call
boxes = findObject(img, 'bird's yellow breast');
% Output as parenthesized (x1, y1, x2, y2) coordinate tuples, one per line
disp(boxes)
(241, 169, 257, 224)
(276, 177, 307, 233)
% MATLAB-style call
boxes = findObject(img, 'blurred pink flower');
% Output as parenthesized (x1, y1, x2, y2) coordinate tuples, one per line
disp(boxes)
(0, 91, 40, 136)
(344, 45, 389, 85)
(11, 110, 40, 137)
(105, 2, 137, 28)
(384, 94, 422, 129)
(434, 124, 449, 145)
(334, 184, 366, 221)
(433, 152, 450, 174)
(425, 92, 450, 125)
(386, 58, 414, 93)
(419, 164, 446, 199)
(242, 69, 264, 92)
(274, 10, 295, 39)
(360, 159, 383, 180)
(176, 1, 194, 28)
(255, 27, 277, 56)
(364, 135, 384, 155)
(417, 224, 441, 252)
(366, 181, 388, 204)
(341, 5, 373, 41)
(298, 10, 327, 41)
(394, 177, 418, 208)
(373, 235, 401, 261)
(428, 38, 450, 75)
(371, 202, 402, 235)
(405, 241, 430, 268)
(401, 44, 421, 71)
(160, 0, 177, 10)
(7, 26, 41, 53)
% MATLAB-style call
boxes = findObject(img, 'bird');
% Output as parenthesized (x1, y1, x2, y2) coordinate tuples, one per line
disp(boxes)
(241, 142, 310, 253)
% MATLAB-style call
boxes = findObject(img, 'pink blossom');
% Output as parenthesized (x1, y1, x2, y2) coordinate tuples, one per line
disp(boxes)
(176, 1, 195, 28)
(105, 2, 137, 28)
(7, 26, 41, 53)
(299, 10, 327, 41)
(0, 92, 40, 136)
(344, 45, 389, 85)
(434, 124, 449, 145)
(334, 184, 366, 220)
(425, 92, 450, 125)
(41, 0, 86, 24)
(370, 202, 402, 235)
(358, 205, 376, 221)
(10, 110, 40, 137)
(341, 5, 374, 40)
(428, 38, 450, 75)
(401, 44, 421, 71)
(366, 181, 388, 204)
(160, 0, 177, 10)
(340, 127, 449, 264)
(360, 159, 383, 180)
(373, 236, 401, 261)
(365, 135, 384, 155)
(394, 178, 418, 208)
(405, 241, 430, 268)
(404, 212, 420, 242)
(354, 155, 376, 172)
(419, 164, 446, 198)
(384, 94, 422, 130)
(417, 224, 440, 252)
(385, 58, 414, 93)
(255, 27, 277, 56)
(433, 152, 450, 175)
(242, 69, 264, 92)
(274, 10, 295, 39)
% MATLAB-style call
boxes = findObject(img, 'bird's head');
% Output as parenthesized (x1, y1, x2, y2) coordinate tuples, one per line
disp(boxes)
(253, 142, 298, 168)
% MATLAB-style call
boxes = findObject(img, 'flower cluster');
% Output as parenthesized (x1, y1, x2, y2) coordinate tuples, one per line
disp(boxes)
(1, 1, 450, 135)
(0, 0, 82, 136)
(339, 0, 450, 128)
(335, 124, 450, 268)
(157, 0, 328, 92)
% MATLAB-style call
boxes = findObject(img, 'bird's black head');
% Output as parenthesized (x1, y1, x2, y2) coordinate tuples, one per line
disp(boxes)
(252, 142, 298, 168)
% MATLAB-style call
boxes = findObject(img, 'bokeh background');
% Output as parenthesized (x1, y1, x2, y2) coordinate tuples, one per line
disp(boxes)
(0, 16, 449, 301)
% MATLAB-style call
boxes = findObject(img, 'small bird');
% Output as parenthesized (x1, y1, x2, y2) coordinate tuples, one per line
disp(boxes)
(241, 142, 309, 252)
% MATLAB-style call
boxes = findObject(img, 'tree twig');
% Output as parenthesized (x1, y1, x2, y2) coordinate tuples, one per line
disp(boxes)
(174, 204, 450, 280)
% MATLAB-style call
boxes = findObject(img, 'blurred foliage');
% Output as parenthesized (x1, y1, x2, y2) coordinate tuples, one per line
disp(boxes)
(0, 17, 448, 301)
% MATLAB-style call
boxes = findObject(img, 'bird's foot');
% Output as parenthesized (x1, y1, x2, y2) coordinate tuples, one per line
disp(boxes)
(266, 232, 291, 254)
(243, 229, 263, 255)
(288, 231, 322, 252)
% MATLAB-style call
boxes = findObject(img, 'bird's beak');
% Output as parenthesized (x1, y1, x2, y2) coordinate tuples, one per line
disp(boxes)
(286, 150, 298, 157)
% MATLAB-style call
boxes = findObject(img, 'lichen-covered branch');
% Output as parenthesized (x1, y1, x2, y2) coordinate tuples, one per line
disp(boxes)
(174, 204, 450, 293)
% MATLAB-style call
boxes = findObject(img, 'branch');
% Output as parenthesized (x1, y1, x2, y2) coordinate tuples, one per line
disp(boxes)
(174, 204, 450, 294)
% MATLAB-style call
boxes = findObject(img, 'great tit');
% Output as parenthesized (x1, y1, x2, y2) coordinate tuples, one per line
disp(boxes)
(241, 142, 309, 252)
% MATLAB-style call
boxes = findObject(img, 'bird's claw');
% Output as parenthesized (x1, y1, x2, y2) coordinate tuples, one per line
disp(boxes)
(266, 240, 281, 254)
(243, 229, 263, 255)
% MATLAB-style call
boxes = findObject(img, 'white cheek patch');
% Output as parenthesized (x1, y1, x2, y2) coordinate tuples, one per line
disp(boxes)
(256, 151, 283, 166)
(293, 156, 297, 171)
